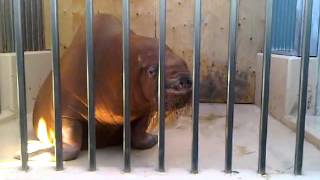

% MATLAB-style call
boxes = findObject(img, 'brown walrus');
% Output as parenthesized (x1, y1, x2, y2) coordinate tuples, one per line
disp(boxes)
(32, 14, 192, 161)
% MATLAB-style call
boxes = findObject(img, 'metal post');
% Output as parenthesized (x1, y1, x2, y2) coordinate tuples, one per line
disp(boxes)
(85, 0, 96, 171)
(225, 0, 238, 174)
(38, 0, 45, 49)
(50, 0, 63, 171)
(30, 0, 35, 50)
(315, 13, 320, 116)
(294, 0, 313, 175)
(158, 0, 166, 172)
(191, 0, 201, 174)
(258, 0, 273, 175)
(1, 0, 8, 52)
(122, 0, 131, 173)
(316, 56, 320, 115)
(13, 0, 28, 171)
(9, 0, 15, 52)
(24, 0, 31, 50)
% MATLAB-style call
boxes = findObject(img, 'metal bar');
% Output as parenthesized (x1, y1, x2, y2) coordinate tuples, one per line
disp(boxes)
(191, 0, 201, 174)
(13, 0, 28, 171)
(4, 0, 10, 52)
(225, 0, 238, 174)
(0, 0, 4, 52)
(158, 0, 166, 172)
(294, 0, 313, 175)
(315, 13, 320, 116)
(38, 0, 45, 49)
(32, 0, 38, 50)
(36, 0, 41, 50)
(122, 0, 131, 173)
(1, 0, 8, 52)
(257, 0, 273, 175)
(9, 0, 15, 52)
(50, 0, 63, 171)
(21, 0, 27, 51)
(24, 0, 31, 50)
(30, 0, 35, 50)
(85, 0, 96, 171)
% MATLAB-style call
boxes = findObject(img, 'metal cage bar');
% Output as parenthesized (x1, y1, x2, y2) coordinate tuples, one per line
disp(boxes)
(122, 0, 131, 173)
(225, 0, 238, 173)
(257, 0, 273, 175)
(13, 0, 28, 171)
(158, 0, 166, 172)
(294, 0, 313, 175)
(1, 0, 45, 53)
(85, 0, 96, 171)
(50, 0, 63, 171)
(191, 0, 201, 174)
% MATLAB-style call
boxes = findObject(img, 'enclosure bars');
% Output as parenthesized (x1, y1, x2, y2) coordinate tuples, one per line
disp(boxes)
(158, 0, 166, 172)
(13, 0, 28, 171)
(191, 0, 201, 174)
(225, 0, 238, 174)
(85, 0, 96, 171)
(257, 0, 273, 175)
(50, 0, 63, 171)
(0, 0, 15, 52)
(122, 0, 131, 173)
(294, 0, 313, 175)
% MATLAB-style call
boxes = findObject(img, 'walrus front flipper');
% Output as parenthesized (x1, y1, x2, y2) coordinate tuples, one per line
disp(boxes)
(14, 116, 83, 162)
(132, 115, 158, 149)
(14, 140, 54, 161)
(13, 141, 81, 162)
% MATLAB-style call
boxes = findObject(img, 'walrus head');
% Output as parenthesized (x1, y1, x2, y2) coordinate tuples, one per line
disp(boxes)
(136, 38, 192, 112)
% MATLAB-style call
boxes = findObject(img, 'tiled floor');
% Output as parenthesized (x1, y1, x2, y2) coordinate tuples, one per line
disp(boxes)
(0, 104, 319, 180)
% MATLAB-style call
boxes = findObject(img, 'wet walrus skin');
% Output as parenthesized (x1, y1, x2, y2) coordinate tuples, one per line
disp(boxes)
(33, 14, 192, 161)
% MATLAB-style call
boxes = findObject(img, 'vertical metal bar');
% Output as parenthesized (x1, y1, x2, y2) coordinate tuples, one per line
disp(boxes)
(30, 0, 35, 50)
(38, 0, 45, 49)
(85, 0, 96, 171)
(191, 0, 201, 174)
(32, 0, 38, 50)
(258, 0, 273, 175)
(294, 0, 313, 175)
(4, 0, 10, 52)
(2, 0, 8, 52)
(158, 0, 166, 172)
(21, 0, 27, 51)
(9, 0, 15, 52)
(122, 0, 131, 173)
(315, 16, 320, 116)
(0, 0, 4, 52)
(36, 0, 41, 50)
(50, 0, 63, 171)
(24, 0, 31, 50)
(13, 0, 28, 171)
(225, 0, 238, 174)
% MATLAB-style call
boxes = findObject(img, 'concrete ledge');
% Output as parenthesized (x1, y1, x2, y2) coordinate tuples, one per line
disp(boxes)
(0, 51, 52, 118)
(255, 53, 319, 120)
(255, 53, 320, 150)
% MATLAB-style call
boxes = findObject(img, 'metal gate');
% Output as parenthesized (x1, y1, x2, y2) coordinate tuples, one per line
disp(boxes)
(0, 0, 45, 53)
(10, 0, 315, 176)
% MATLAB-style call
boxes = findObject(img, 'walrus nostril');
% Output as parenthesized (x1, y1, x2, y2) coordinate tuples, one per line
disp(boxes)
(178, 76, 192, 89)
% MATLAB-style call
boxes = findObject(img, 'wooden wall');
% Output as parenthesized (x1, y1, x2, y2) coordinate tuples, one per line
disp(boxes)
(43, 0, 266, 103)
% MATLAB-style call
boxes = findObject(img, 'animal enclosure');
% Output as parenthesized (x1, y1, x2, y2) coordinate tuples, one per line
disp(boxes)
(0, 0, 319, 179)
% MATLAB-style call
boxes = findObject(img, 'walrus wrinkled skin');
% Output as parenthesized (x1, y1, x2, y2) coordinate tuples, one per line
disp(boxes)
(33, 14, 192, 161)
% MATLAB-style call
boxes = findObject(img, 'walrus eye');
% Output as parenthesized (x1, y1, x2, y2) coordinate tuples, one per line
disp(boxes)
(147, 65, 158, 79)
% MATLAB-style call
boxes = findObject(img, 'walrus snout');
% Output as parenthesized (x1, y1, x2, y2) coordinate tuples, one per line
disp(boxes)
(166, 75, 192, 95)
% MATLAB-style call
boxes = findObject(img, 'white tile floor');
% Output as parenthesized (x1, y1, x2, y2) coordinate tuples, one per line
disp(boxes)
(0, 104, 319, 180)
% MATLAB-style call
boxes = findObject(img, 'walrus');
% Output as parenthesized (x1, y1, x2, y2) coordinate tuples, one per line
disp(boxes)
(32, 14, 192, 161)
